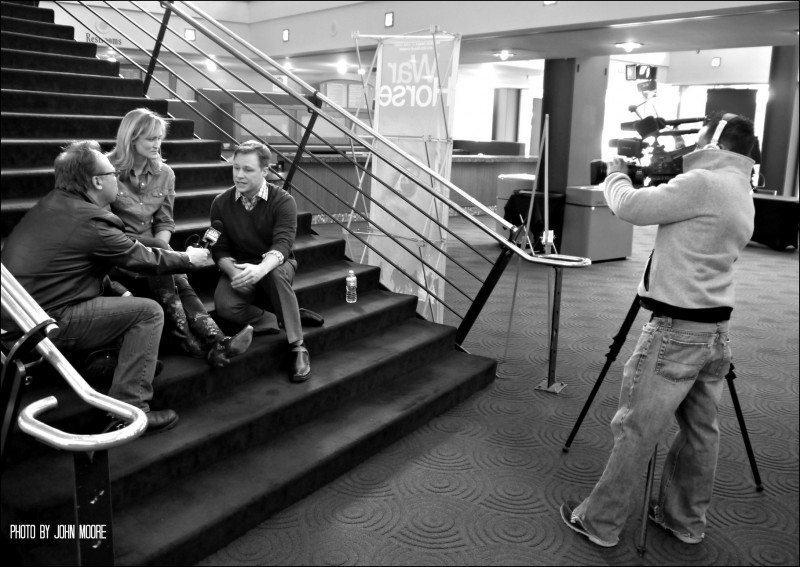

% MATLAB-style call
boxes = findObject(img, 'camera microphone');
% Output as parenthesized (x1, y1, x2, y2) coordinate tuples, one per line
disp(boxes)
(661, 116, 706, 127)
(621, 116, 665, 138)
(201, 220, 223, 249)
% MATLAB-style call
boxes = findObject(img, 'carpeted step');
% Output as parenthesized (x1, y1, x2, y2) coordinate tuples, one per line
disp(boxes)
(1, 30, 97, 58)
(1, 47, 119, 76)
(0, 1, 55, 23)
(1, 88, 169, 117)
(2, 290, 419, 464)
(4, 341, 496, 566)
(116, 349, 497, 566)
(0, 138, 221, 168)
(1, 67, 143, 96)
(0, 112, 194, 141)
(291, 258, 382, 312)
(0, 15, 74, 40)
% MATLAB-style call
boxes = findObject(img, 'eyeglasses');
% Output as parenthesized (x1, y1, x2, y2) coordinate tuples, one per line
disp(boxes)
(95, 170, 120, 178)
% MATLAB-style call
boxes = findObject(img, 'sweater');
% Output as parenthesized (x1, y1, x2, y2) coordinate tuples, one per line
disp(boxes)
(604, 149, 755, 316)
(209, 185, 298, 264)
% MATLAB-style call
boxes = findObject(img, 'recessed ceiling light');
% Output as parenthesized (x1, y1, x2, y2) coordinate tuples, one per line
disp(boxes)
(543, 1, 558, 5)
(711, 57, 721, 68)
(493, 50, 515, 61)
(616, 42, 643, 53)
(336, 60, 349, 74)
(384, 12, 394, 28)
(184, 28, 196, 41)
(282, 29, 289, 42)
(205, 59, 217, 72)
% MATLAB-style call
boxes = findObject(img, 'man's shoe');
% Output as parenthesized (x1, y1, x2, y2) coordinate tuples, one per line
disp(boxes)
(224, 325, 253, 357)
(145, 409, 179, 434)
(560, 501, 618, 548)
(290, 344, 311, 382)
(299, 308, 324, 327)
(649, 505, 704, 544)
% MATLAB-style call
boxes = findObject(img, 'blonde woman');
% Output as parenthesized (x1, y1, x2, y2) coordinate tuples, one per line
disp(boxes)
(108, 108, 251, 368)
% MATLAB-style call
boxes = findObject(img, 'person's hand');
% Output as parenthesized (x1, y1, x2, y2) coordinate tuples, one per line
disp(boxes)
(230, 262, 266, 289)
(606, 157, 629, 175)
(186, 246, 213, 268)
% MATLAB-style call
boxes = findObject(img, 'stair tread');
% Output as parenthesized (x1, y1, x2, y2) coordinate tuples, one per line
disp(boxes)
(0, 67, 132, 80)
(114, 350, 495, 565)
(2, 315, 455, 509)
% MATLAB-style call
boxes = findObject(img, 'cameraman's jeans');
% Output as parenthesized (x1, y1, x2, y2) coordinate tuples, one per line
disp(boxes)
(573, 316, 730, 545)
(49, 296, 164, 412)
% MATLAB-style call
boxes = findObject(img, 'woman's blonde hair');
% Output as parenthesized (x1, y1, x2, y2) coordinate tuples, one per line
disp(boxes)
(107, 108, 169, 174)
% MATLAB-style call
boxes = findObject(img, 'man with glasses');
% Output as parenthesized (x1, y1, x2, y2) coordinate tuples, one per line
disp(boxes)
(2, 140, 214, 434)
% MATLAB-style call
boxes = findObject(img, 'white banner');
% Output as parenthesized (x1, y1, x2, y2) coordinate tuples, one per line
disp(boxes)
(367, 33, 460, 323)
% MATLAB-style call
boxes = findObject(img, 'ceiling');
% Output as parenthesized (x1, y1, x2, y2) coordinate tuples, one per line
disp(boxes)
(275, 2, 798, 75)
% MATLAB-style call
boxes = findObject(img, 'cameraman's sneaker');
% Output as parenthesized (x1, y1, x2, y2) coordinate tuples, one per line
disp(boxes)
(649, 505, 704, 544)
(560, 501, 618, 548)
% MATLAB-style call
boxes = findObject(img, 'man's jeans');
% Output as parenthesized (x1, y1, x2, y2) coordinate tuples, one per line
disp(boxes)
(574, 316, 731, 545)
(49, 296, 164, 412)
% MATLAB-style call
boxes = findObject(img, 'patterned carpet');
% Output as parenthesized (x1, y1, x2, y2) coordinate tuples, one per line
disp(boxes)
(198, 214, 799, 566)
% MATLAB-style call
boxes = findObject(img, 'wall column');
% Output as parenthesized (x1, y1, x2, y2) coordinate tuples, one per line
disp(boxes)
(539, 56, 609, 192)
(761, 44, 799, 196)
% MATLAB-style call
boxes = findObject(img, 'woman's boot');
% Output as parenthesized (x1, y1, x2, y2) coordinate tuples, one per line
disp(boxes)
(153, 277, 206, 358)
(174, 273, 253, 368)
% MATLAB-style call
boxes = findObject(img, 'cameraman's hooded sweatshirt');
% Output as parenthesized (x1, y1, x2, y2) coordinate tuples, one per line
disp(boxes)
(604, 149, 755, 321)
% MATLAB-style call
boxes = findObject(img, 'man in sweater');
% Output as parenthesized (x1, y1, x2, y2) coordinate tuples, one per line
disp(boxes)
(210, 140, 311, 382)
(3, 141, 214, 433)
(561, 113, 756, 547)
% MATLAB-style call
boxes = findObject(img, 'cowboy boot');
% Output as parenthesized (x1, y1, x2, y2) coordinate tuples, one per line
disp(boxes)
(155, 284, 206, 358)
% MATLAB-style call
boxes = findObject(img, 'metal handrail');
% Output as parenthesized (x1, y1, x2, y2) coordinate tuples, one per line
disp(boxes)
(49, 0, 589, 337)
(176, 0, 590, 269)
(1, 265, 147, 451)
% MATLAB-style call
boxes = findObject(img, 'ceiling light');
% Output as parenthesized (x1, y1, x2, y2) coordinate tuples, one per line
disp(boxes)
(205, 59, 217, 72)
(616, 42, 643, 53)
(493, 50, 515, 61)
(336, 60, 349, 75)
(284, 59, 293, 71)
(357, 67, 366, 75)
(384, 12, 394, 27)
(711, 57, 721, 68)
(184, 28, 196, 41)
(282, 28, 289, 42)
(543, 1, 558, 5)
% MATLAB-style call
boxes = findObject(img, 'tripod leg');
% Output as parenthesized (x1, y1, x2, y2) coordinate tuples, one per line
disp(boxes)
(725, 363, 764, 491)
(563, 296, 641, 451)
(636, 445, 658, 556)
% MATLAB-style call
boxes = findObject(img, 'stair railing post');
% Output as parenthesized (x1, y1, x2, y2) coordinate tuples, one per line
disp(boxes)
(455, 227, 521, 349)
(143, 2, 173, 96)
(73, 450, 115, 566)
(283, 94, 323, 192)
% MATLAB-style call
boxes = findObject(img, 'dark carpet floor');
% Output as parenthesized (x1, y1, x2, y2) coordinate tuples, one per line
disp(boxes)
(198, 214, 799, 566)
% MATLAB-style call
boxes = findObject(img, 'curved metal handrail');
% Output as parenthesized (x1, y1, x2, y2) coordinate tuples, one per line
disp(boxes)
(1, 264, 147, 451)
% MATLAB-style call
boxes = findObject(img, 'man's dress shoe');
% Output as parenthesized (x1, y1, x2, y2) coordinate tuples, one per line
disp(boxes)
(299, 308, 324, 327)
(145, 409, 179, 434)
(290, 345, 311, 382)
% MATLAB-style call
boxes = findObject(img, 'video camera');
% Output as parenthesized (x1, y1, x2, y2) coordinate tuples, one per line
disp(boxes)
(590, 115, 706, 188)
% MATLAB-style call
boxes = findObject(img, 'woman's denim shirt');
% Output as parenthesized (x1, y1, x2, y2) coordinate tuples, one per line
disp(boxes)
(112, 161, 176, 238)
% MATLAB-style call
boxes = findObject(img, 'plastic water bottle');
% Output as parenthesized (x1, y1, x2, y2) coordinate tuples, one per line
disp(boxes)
(345, 270, 357, 303)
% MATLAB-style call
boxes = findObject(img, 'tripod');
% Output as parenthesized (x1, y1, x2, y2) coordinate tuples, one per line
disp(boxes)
(562, 295, 763, 553)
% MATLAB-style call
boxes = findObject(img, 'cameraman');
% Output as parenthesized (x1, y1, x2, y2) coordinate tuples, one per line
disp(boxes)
(561, 112, 756, 547)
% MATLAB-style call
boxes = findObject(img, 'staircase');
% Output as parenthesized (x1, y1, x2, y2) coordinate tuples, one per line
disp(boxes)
(0, 2, 496, 565)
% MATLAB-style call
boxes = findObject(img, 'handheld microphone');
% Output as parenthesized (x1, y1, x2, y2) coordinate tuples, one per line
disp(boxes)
(201, 220, 223, 248)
